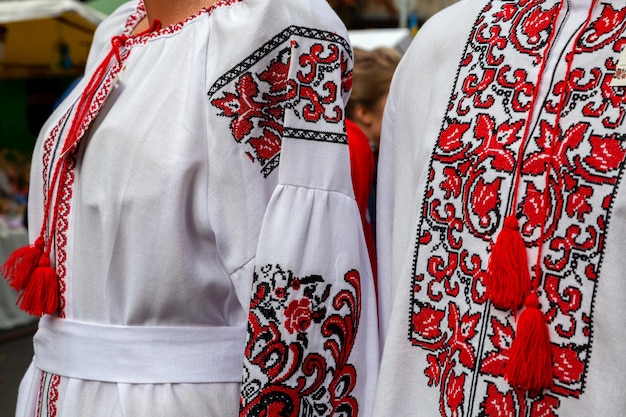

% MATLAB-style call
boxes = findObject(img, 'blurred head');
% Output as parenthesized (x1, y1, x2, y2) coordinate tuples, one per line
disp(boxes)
(346, 47, 401, 149)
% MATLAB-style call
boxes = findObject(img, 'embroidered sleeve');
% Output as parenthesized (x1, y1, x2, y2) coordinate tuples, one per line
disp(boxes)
(238, 27, 379, 417)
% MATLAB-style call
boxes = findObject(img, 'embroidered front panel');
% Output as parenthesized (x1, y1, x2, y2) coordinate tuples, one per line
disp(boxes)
(40, 50, 128, 317)
(241, 265, 361, 416)
(409, 1, 626, 415)
(209, 26, 351, 177)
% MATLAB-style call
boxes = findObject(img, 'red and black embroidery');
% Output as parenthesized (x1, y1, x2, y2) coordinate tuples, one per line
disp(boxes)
(36, 38, 129, 317)
(241, 264, 361, 416)
(30, 0, 241, 318)
(409, 0, 626, 415)
(209, 26, 352, 177)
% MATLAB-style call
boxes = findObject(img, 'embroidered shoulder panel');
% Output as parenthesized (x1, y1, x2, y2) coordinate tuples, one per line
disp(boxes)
(209, 26, 352, 178)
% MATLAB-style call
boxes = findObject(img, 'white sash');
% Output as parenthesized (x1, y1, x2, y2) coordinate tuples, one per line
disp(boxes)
(34, 315, 246, 383)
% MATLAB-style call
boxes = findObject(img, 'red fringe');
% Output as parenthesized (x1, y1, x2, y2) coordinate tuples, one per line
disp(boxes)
(506, 293, 553, 391)
(487, 215, 530, 312)
(17, 254, 59, 317)
(0, 237, 45, 291)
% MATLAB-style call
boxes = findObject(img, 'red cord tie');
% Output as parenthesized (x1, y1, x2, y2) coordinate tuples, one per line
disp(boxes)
(1, 31, 135, 317)
(111, 35, 128, 63)
(16, 252, 59, 316)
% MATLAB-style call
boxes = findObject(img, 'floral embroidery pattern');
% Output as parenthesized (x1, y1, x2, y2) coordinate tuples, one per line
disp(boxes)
(284, 298, 313, 334)
(408, 1, 626, 415)
(209, 26, 352, 177)
(241, 264, 361, 416)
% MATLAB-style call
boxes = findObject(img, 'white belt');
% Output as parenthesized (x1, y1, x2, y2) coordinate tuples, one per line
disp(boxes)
(34, 315, 246, 384)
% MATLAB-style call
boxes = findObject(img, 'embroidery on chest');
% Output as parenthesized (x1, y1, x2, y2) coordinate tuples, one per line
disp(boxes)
(408, 1, 626, 415)
(209, 26, 352, 178)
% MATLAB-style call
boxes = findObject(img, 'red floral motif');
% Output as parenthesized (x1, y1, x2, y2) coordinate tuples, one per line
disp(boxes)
(412, 306, 446, 342)
(530, 394, 560, 417)
(409, 1, 626, 415)
(565, 184, 593, 222)
(473, 114, 522, 172)
(445, 370, 466, 416)
(522, 6, 557, 45)
(412, 302, 482, 415)
(210, 27, 351, 178)
(259, 55, 294, 97)
(446, 304, 480, 369)
(425, 351, 447, 386)
(248, 129, 282, 162)
(480, 382, 516, 417)
(584, 4, 626, 45)
(522, 120, 558, 176)
(470, 176, 502, 228)
(437, 121, 472, 155)
(212, 74, 266, 142)
(241, 266, 361, 417)
(508, 1, 560, 63)
(584, 134, 626, 175)
(494, 3, 517, 22)
(520, 181, 549, 236)
(551, 344, 585, 389)
(481, 316, 513, 377)
(284, 298, 313, 334)
(441, 166, 463, 199)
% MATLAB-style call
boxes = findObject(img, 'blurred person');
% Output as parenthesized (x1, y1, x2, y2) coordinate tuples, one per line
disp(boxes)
(374, 0, 626, 416)
(346, 46, 401, 281)
(3, 1, 379, 416)
(0, 150, 29, 228)
(0, 149, 12, 197)
(347, 47, 401, 154)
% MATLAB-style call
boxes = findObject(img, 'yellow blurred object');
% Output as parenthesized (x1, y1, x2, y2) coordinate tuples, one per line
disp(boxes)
(0, 0, 104, 79)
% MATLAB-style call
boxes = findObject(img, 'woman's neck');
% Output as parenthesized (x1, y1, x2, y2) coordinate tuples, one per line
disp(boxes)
(143, 0, 218, 27)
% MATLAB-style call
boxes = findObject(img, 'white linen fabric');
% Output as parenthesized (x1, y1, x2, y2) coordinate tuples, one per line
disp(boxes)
(375, 0, 626, 416)
(14, 1, 378, 416)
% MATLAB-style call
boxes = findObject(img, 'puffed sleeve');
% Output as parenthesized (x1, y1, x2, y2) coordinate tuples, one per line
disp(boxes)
(239, 26, 379, 417)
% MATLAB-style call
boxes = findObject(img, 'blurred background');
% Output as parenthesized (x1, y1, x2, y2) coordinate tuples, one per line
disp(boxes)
(0, 0, 460, 155)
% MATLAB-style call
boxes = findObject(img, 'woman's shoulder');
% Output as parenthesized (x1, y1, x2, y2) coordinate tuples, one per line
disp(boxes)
(85, 1, 138, 70)
(215, 0, 349, 39)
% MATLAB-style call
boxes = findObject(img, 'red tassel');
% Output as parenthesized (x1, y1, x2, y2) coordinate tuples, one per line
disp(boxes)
(486, 215, 530, 312)
(1, 237, 45, 291)
(17, 254, 59, 317)
(506, 293, 552, 391)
